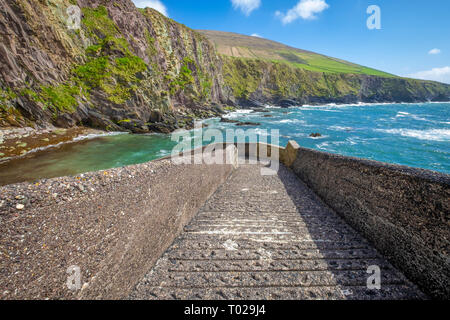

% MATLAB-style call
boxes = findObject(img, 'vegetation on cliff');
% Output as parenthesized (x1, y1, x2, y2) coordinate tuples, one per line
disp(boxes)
(222, 56, 360, 100)
(201, 31, 450, 105)
(221, 55, 450, 104)
(0, 0, 223, 131)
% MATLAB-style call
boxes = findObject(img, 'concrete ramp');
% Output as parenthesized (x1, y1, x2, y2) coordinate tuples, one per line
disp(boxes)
(130, 164, 425, 300)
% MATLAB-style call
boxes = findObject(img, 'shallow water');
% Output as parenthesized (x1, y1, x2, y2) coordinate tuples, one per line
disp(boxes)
(0, 133, 175, 185)
(0, 102, 448, 185)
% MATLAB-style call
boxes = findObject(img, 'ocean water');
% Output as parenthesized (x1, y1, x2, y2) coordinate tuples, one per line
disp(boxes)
(0, 102, 448, 185)
(219, 102, 450, 172)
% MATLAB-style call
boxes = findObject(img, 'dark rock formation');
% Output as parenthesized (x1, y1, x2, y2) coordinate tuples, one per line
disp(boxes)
(279, 99, 298, 108)
(0, 0, 226, 131)
(237, 98, 266, 109)
(236, 121, 261, 127)
(220, 117, 239, 124)
(252, 108, 270, 113)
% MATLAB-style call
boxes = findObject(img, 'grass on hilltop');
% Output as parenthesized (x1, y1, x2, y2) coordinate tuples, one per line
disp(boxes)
(198, 30, 395, 77)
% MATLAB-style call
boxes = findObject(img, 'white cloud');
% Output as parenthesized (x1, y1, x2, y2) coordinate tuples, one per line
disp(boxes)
(251, 33, 262, 38)
(231, 0, 261, 16)
(408, 66, 450, 84)
(428, 48, 441, 55)
(276, 0, 329, 24)
(134, 0, 168, 17)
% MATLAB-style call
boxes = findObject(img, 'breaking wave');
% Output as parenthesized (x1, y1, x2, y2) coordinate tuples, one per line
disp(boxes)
(375, 128, 450, 142)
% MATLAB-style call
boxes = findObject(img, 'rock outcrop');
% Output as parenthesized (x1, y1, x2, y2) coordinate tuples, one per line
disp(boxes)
(0, 0, 225, 132)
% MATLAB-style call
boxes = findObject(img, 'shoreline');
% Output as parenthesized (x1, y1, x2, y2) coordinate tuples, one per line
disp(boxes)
(0, 100, 448, 176)
(1, 100, 448, 155)
(0, 126, 113, 163)
(261, 100, 450, 109)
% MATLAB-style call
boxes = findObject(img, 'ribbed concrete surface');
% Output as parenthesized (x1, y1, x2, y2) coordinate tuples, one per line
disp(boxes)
(130, 164, 425, 300)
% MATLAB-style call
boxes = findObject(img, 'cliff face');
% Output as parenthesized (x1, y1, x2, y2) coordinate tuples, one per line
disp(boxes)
(0, 0, 449, 132)
(221, 56, 450, 106)
(0, 0, 225, 132)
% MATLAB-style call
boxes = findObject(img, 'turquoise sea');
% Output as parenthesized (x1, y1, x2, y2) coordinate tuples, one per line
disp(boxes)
(0, 102, 449, 185)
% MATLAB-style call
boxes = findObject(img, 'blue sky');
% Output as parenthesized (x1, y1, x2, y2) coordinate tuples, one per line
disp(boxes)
(133, 0, 450, 84)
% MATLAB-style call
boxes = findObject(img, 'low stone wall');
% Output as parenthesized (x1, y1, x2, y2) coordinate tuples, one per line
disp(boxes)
(285, 141, 450, 299)
(0, 155, 233, 299)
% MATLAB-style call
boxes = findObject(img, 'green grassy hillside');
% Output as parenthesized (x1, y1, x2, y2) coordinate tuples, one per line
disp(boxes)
(197, 30, 394, 77)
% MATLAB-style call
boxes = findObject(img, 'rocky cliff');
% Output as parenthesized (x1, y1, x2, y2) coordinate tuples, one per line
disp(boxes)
(220, 56, 450, 107)
(200, 30, 450, 106)
(0, 0, 225, 133)
(0, 0, 449, 133)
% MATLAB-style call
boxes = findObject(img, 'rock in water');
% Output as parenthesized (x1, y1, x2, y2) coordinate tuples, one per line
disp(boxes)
(252, 108, 270, 113)
(236, 122, 261, 127)
(220, 117, 239, 123)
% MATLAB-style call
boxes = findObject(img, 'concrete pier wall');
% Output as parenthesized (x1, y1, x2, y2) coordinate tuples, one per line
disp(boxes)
(0, 155, 233, 299)
(284, 141, 450, 299)
(1, 140, 448, 300)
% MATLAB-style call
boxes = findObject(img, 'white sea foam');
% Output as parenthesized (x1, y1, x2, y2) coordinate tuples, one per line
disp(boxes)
(292, 101, 450, 110)
(158, 150, 170, 156)
(72, 131, 127, 142)
(278, 119, 306, 124)
(316, 140, 346, 151)
(297, 106, 342, 112)
(298, 102, 388, 109)
(316, 142, 330, 150)
(328, 125, 354, 131)
(375, 128, 450, 141)
(346, 137, 360, 145)
(265, 105, 282, 109)
(235, 109, 254, 114)
(395, 112, 431, 122)
(223, 109, 254, 119)
(412, 116, 431, 122)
